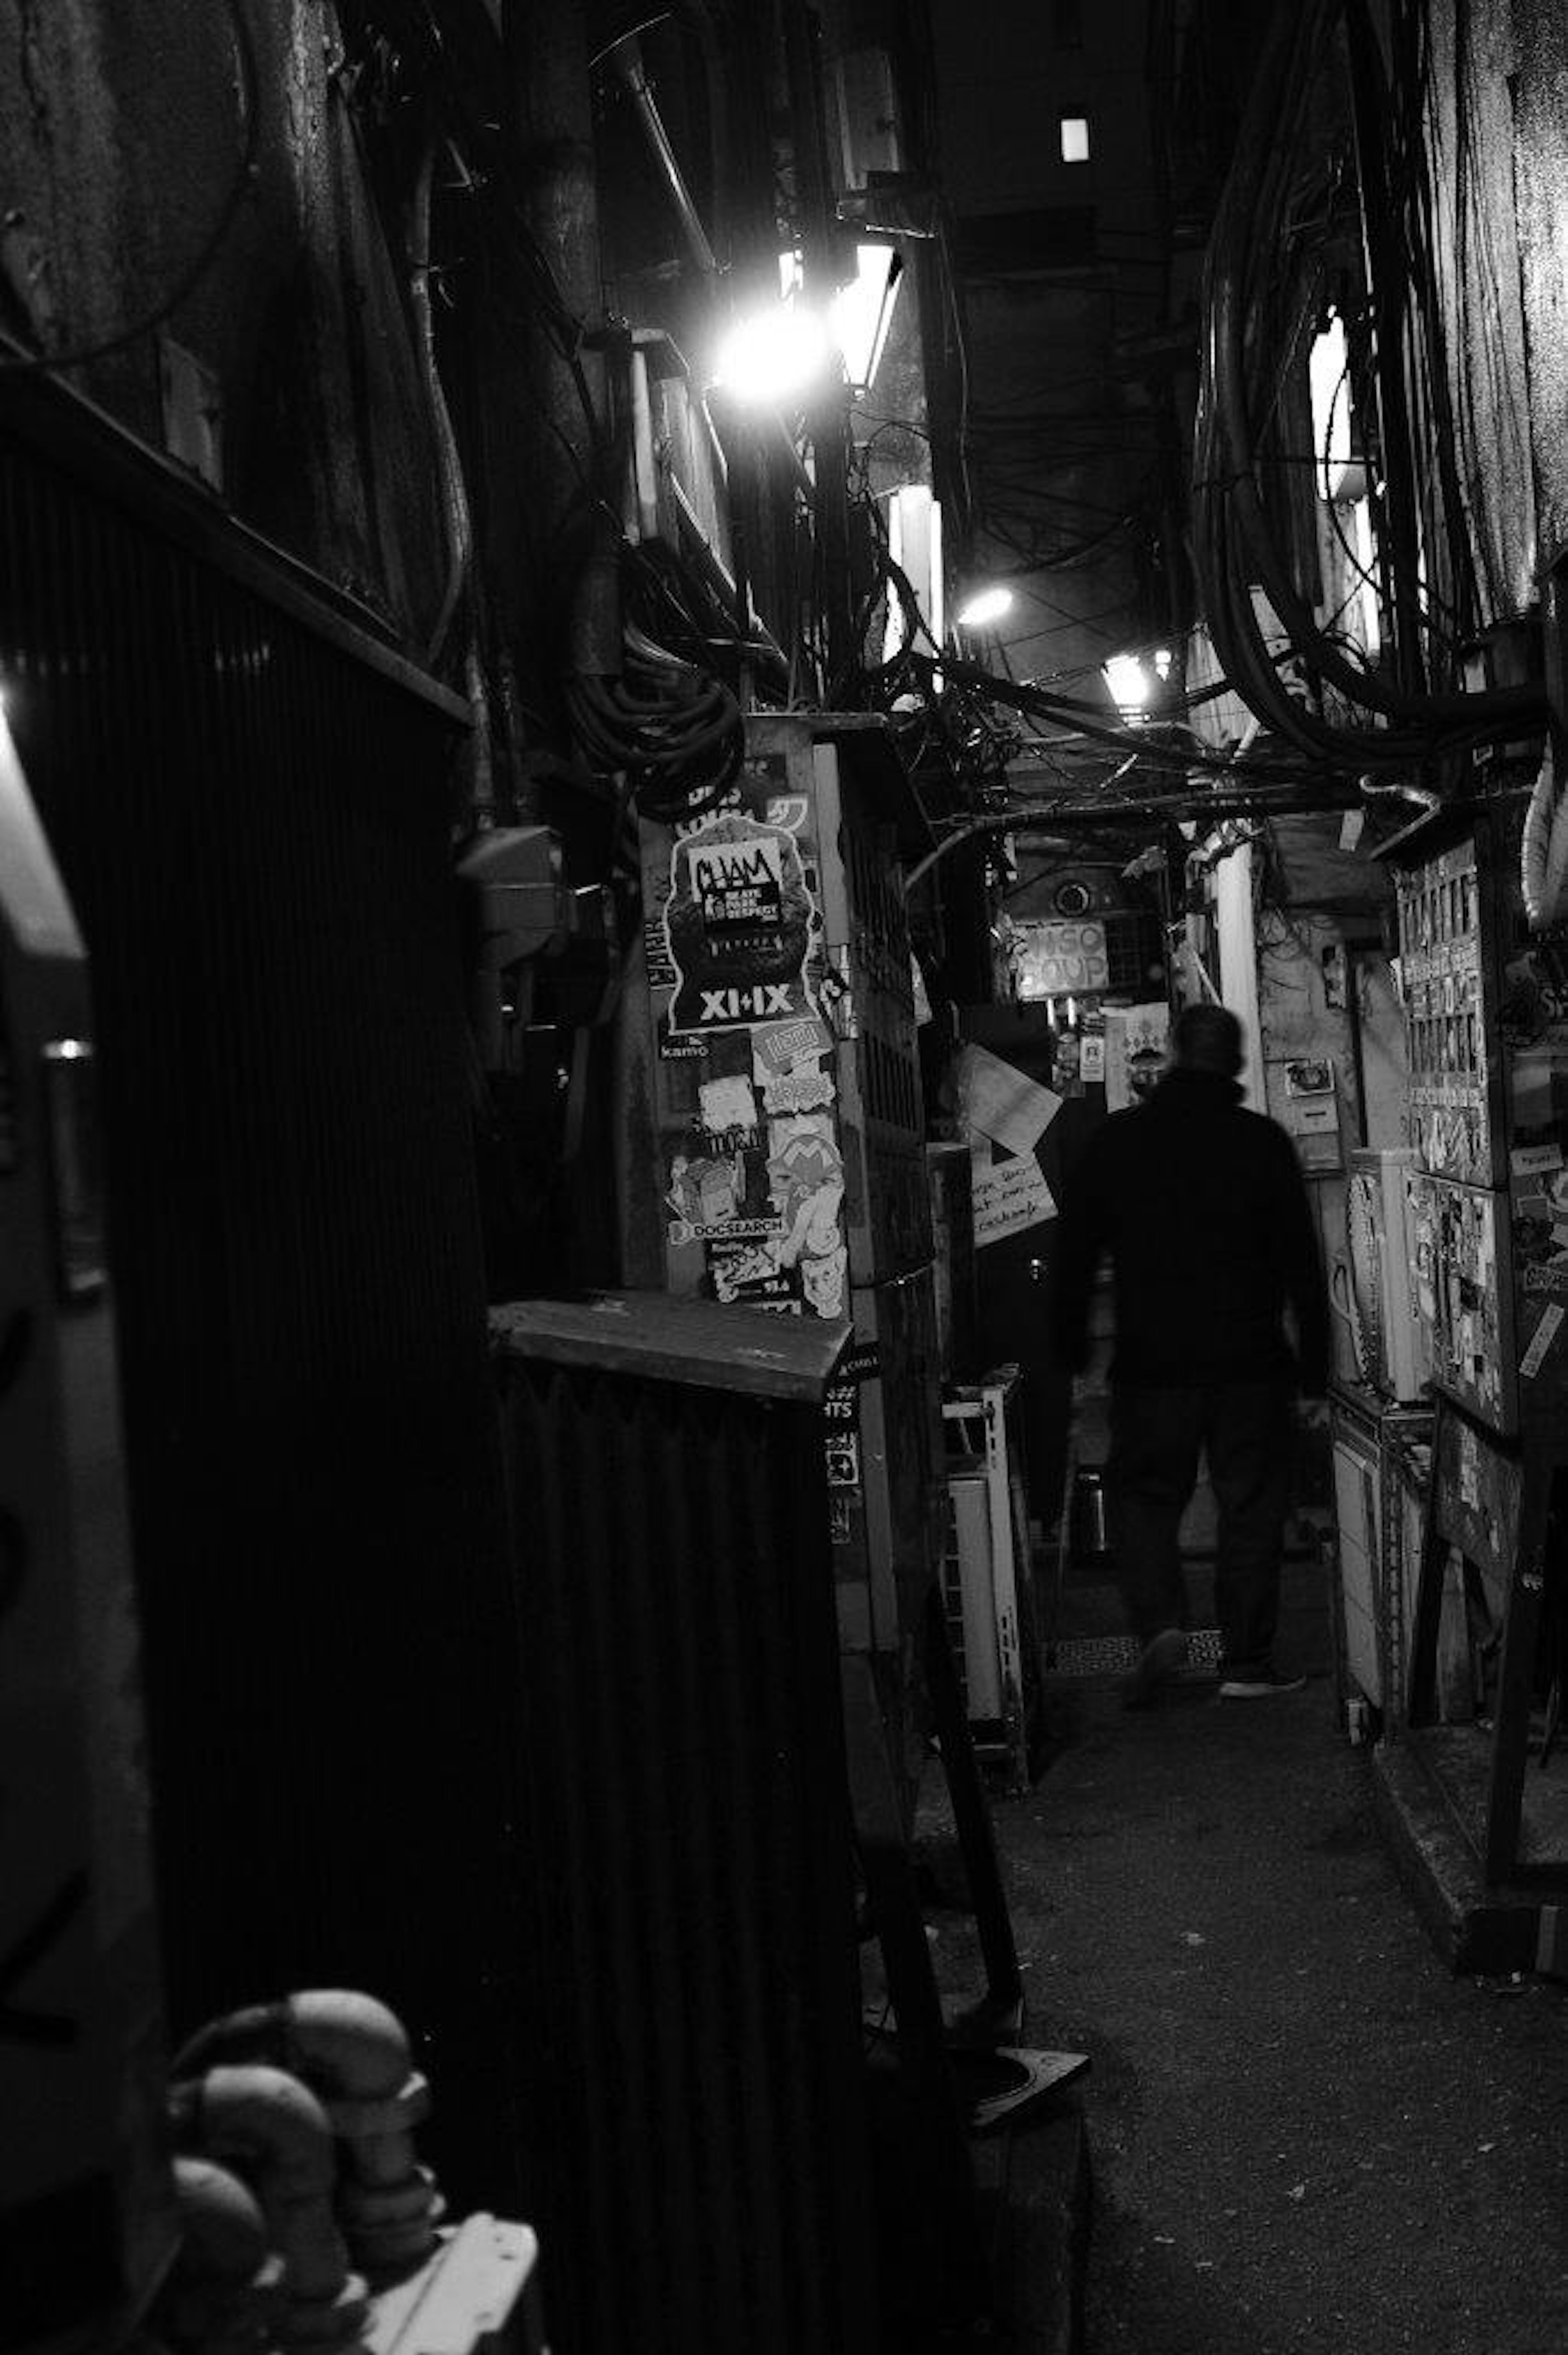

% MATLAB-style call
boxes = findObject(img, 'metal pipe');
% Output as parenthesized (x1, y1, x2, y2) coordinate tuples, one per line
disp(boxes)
(608, 36, 720, 281)
(174, 1992, 442, 2278)
(171, 2063, 368, 2343)
(155, 2157, 282, 2355)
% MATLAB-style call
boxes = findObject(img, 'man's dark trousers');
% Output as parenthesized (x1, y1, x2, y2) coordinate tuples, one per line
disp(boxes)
(1109, 1380, 1296, 1677)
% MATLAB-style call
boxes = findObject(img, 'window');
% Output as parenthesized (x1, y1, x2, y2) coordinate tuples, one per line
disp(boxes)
(1060, 114, 1091, 165)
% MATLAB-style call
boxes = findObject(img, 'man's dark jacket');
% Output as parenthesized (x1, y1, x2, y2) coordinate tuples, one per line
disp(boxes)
(1049, 1068, 1331, 1394)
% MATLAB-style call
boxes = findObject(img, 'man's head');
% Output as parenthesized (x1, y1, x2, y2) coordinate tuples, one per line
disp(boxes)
(1170, 1001, 1244, 1078)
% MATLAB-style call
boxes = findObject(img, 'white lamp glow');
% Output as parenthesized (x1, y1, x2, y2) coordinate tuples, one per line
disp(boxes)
(829, 244, 903, 394)
(956, 585, 1013, 630)
(713, 302, 834, 406)
(1103, 653, 1152, 712)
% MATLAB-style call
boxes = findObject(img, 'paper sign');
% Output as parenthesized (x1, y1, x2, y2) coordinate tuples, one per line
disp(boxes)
(1511, 1143, 1565, 1177)
(1521, 1302, 1565, 1379)
(957, 1043, 1062, 1156)
(1080, 1035, 1106, 1085)
(973, 1155, 1056, 1247)
(1103, 1003, 1170, 1113)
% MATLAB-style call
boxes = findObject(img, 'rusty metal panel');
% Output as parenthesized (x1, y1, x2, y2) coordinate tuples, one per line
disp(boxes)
(0, 395, 527, 2210)
(492, 1305, 879, 2355)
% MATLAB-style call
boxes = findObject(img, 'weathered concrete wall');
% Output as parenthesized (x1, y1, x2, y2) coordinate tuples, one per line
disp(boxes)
(1509, 0, 1568, 578)
(0, 1, 443, 636)
(1419, 0, 1568, 620)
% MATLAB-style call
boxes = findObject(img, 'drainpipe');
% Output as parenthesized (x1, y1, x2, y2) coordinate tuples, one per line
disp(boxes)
(169, 2064, 368, 2348)
(410, 136, 495, 824)
(608, 36, 720, 284)
(173, 1991, 442, 2278)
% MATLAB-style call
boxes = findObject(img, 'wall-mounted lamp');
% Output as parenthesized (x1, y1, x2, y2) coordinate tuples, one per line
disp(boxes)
(711, 300, 834, 408)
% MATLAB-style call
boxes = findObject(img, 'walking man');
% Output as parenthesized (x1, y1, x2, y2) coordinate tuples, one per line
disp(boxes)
(1049, 1002, 1330, 1702)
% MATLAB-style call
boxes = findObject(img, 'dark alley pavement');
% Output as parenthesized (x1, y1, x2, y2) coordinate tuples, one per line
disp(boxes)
(924, 1553, 1568, 2354)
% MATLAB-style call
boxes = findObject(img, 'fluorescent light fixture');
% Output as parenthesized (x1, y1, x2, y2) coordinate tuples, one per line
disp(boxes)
(830, 243, 903, 393)
(887, 484, 942, 666)
(1060, 115, 1090, 164)
(1308, 311, 1365, 501)
(1103, 653, 1152, 712)
(955, 585, 1013, 630)
(713, 301, 834, 406)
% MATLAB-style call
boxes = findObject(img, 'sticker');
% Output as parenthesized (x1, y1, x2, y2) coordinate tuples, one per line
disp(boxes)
(1080, 1035, 1107, 1085)
(656, 1013, 709, 1063)
(767, 1117, 845, 1268)
(837, 1342, 881, 1383)
(666, 1146, 783, 1244)
(800, 1241, 847, 1318)
(753, 1017, 835, 1080)
(664, 812, 820, 1035)
(760, 1066, 835, 1115)
(827, 1493, 854, 1545)
(697, 1074, 759, 1139)
(1520, 1302, 1565, 1379)
(825, 1430, 862, 1488)
(818, 953, 856, 1039)
(973, 1155, 1057, 1248)
(1511, 1143, 1565, 1177)
(708, 1240, 797, 1309)
(753, 1021, 837, 1115)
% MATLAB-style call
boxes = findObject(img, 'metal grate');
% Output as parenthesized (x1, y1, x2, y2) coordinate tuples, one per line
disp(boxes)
(491, 1300, 878, 2355)
(0, 386, 530, 2206)
(1047, 1628, 1224, 1678)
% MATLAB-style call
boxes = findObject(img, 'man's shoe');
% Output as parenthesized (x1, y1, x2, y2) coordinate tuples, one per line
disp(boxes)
(1123, 1627, 1188, 1708)
(1217, 1664, 1306, 1699)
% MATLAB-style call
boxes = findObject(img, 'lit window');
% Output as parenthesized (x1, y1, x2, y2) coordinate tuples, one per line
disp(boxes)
(1060, 115, 1090, 165)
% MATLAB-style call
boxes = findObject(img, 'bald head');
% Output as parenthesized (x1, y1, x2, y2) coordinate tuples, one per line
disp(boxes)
(1171, 1002, 1243, 1078)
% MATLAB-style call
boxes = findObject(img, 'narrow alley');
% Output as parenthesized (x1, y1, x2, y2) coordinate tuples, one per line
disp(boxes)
(922, 1545, 1568, 2353)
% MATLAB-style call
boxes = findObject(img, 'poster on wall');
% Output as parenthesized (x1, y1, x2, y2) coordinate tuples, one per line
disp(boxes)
(661, 772, 824, 1034)
(1103, 1002, 1170, 1111)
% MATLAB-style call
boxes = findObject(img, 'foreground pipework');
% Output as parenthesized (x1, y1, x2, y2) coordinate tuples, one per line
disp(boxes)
(173, 1989, 443, 2277)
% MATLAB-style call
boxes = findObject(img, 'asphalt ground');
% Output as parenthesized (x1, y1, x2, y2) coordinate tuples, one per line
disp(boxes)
(965, 1566, 1568, 2354)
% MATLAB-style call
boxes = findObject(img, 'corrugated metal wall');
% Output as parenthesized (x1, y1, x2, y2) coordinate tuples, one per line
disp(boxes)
(493, 1344, 880, 2353)
(0, 393, 529, 2208)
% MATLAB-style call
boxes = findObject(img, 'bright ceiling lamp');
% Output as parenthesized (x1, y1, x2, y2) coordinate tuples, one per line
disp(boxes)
(713, 300, 834, 406)
(1103, 652, 1153, 713)
(828, 243, 903, 394)
(955, 585, 1013, 630)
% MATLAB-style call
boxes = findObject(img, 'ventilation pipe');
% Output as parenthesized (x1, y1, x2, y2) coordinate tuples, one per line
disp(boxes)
(168, 2064, 368, 2350)
(173, 1990, 443, 2277)
(151, 2157, 283, 2354)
